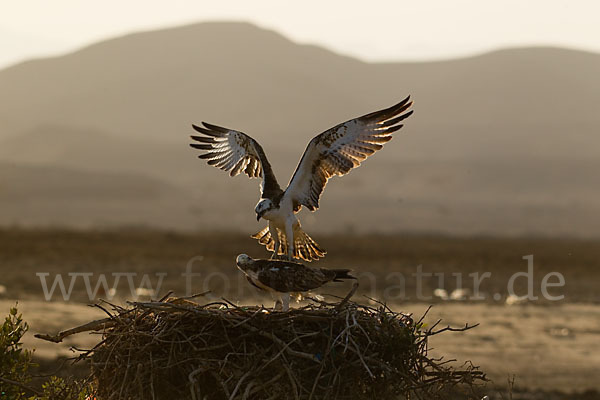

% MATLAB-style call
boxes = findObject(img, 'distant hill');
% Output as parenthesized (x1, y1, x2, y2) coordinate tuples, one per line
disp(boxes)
(1, 22, 599, 236)
(0, 125, 189, 183)
(0, 162, 195, 229)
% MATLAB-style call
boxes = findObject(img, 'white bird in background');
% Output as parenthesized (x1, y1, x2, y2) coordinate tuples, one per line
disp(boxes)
(190, 97, 413, 261)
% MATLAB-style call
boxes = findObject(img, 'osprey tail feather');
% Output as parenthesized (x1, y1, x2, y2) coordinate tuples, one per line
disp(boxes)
(329, 269, 356, 282)
(251, 225, 326, 262)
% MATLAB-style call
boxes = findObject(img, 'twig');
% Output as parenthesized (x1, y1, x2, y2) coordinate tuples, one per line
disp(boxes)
(334, 282, 359, 311)
(237, 323, 318, 362)
(34, 317, 115, 343)
(0, 376, 42, 396)
(158, 290, 174, 301)
(429, 323, 479, 335)
(229, 369, 252, 400)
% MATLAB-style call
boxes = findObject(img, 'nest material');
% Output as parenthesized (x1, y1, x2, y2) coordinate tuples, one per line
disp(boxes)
(42, 289, 485, 399)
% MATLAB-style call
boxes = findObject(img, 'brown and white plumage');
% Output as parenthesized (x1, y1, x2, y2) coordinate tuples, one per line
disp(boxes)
(235, 254, 355, 310)
(251, 224, 326, 261)
(190, 122, 283, 199)
(191, 97, 413, 261)
(283, 96, 413, 212)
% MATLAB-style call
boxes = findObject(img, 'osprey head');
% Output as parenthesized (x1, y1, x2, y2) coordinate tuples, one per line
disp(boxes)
(235, 254, 256, 275)
(255, 198, 273, 221)
(236, 254, 254, 268)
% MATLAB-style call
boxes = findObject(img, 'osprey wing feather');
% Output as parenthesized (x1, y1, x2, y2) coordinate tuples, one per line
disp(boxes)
(283, 96, 413, 211)
(190, 97, 413, 263)
(190, 122, 283, 199)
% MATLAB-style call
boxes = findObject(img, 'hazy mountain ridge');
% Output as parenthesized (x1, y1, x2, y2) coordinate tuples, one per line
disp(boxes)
(0, 161, 196, 229)
(0, 22, 598, 236)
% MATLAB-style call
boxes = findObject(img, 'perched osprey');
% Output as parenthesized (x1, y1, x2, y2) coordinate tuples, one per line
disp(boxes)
(191, 97, 413, 261)
(235, 254, 355, 311)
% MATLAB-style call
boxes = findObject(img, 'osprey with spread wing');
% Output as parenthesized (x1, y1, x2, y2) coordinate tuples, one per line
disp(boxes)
(190, 97, 413, 261)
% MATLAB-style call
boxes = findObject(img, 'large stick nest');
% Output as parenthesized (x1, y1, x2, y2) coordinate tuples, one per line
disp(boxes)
(41, 289, 486, 399)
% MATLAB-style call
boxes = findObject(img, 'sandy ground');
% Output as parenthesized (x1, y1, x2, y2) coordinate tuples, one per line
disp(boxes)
(400, 302, 600, 392)
(3, 298, 599, 394)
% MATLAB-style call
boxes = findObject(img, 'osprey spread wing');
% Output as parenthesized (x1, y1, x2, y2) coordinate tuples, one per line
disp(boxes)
(190, 96, 413, 261)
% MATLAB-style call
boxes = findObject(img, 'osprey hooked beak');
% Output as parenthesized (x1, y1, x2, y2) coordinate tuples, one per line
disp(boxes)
(254, 199, 272, 222)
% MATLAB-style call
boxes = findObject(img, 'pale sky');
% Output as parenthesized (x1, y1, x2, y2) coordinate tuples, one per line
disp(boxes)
(1, 0, 599, 69)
